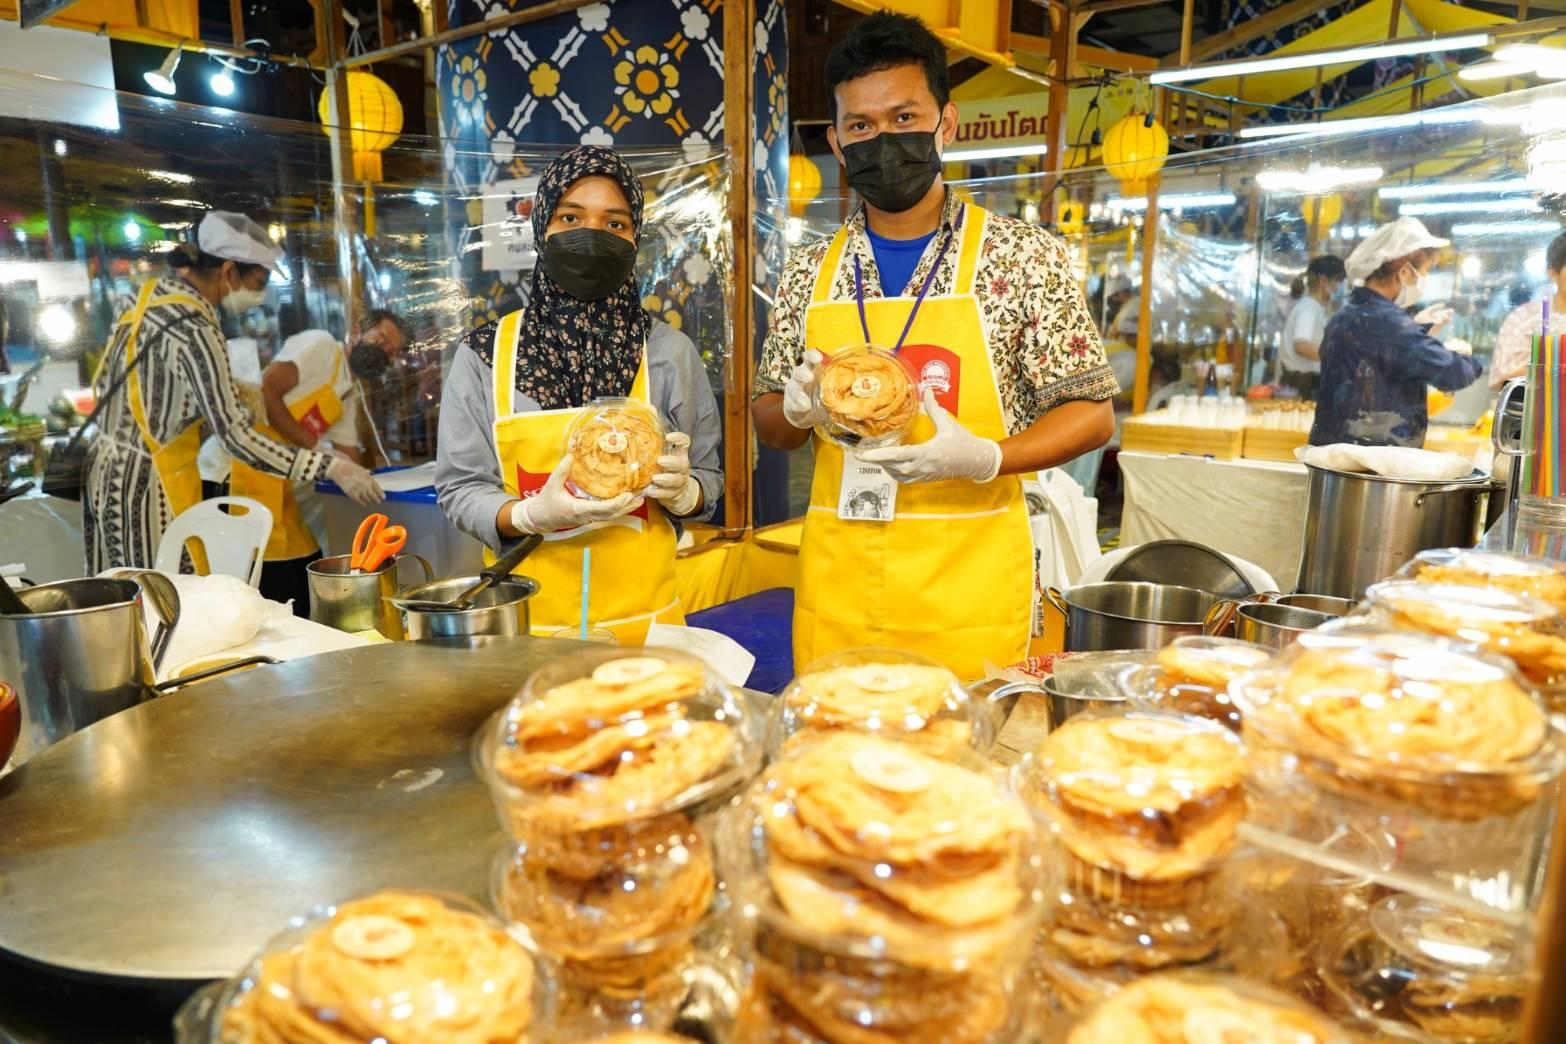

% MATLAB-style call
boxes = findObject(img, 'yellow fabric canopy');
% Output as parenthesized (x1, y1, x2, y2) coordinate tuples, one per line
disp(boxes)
(0, 0, 198, 36)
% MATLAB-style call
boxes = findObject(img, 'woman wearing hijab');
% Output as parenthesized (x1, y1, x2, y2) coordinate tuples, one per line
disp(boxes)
(85, 211, 383, 572)
(435, 145, 722, 643)
(1309, 217, 1483, 448)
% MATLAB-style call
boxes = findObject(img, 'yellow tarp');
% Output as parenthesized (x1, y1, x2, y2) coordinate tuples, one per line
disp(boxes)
(674, 526, 801, 614)
(1196, 0, 1510, 111)
(0, 0, 198, 36)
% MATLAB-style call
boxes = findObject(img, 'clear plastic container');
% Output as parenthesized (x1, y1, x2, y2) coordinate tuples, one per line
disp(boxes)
(1015, 711, 1247, 903)
(564, 397, 666, 501)
(812, 344, 920, 450)
(1398, 547, 1566, 616)
(1363, 579, 1566, 697)
(1232, 630, 1565, 914)
(477, 648, 761, 1029)
(767, 647, 992, 758)
(1059, 972, 1354, 1044)
(1120, 636, 1269, 734)
(719, 732, 1046, 1043)
(175, 891, 545, 1044)
(1319, 895, 1525, 1044)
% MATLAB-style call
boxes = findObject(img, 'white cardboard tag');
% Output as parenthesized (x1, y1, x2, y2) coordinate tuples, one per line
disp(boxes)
(837, 453, 897, 522)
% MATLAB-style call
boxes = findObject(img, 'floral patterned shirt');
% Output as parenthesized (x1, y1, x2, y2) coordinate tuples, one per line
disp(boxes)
(755, 190, 1119, 434)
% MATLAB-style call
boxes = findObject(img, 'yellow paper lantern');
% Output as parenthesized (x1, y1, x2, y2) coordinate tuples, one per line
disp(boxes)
(788, 155, 821, 217)
(1302, 194, 1343, 233)
(1101, 113, 1168, 190)
(317, 71, 404, 183)
(1057, 198, 1084, 236)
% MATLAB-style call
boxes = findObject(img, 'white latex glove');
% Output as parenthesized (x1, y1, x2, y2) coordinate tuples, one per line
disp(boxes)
(1446, 338, 1473, 356)
(325, 455, 385, 507)
(782, 348, 824, 429)
(858, 389, 1003, 485)
(648, 431, 702, 517)
(510, 455, 635, 534)
(1415, 304, 1453, 334)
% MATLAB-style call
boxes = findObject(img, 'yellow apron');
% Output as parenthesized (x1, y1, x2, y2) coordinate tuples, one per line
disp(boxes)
(229, 352, 345, 560)
(490, 310, 684, 644)
(121, 280, 212, 571)
(795, 204, 1034, 680)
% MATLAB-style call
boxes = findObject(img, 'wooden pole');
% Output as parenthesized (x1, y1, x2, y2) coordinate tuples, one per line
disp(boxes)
(1132, 87, 1161, 417)
(722, 0, 756, 536)
(1043, 7, 1073, 219)
(320, 2, 360, 336)
(1521, 788, 1566, 1043)
(1388, 0, 1402, 39)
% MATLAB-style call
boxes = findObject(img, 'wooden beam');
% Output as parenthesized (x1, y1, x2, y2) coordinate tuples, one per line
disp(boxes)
(1081, 0, 1173, 14)
(228, 0, 244, 46)
(1170, 0, 1336, 64)
(722, 0, 756, 535)
(1388, 0, 1403, 39)
(1179, 0, 1194, 65)
(342, 0, 602, 68)
(1012, 31, 1157, 74)
(378, 0, 397, 49)
(1044, 7, 1073, 207)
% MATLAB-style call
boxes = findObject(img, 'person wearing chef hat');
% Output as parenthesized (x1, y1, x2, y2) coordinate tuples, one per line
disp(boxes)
(1308, 217, 1483, 449)
(85, 211, 384, 572)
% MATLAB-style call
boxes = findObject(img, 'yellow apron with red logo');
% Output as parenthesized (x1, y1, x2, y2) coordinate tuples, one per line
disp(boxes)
(490, 309, 684, 644)
(229, 352, 345, 560)
(795, 204, 1033, 680)
(121, 280, 212, 572)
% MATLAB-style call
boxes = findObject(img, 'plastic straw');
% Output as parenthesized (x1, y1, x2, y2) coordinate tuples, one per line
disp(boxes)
(579, 548, 591, 641)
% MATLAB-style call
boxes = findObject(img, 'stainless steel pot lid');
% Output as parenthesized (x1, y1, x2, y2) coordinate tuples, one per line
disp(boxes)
(1061, 582, 1220, 624)
(1103, 540, 1257, 598)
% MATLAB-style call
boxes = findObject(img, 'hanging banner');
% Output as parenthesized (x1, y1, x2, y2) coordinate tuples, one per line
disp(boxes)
(480, 177, 540, 273)
(953, 94, 1050, 152)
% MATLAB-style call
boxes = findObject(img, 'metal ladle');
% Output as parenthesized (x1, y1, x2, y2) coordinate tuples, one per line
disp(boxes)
(396, 534, 543, 613)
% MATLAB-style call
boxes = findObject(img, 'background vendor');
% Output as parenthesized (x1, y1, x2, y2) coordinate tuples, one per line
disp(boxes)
(1278, 254, 1345, 399)
(214, 310, 409, 611)
(436, 145, 721, 643)
(1309, 218, 1482, 448)
(751, 12, 1116, 680)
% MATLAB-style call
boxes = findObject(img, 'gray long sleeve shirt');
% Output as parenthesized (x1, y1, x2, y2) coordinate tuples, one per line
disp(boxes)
(435, 316, 724, 550)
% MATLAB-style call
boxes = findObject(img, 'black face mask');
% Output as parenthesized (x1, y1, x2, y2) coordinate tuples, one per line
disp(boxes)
(349, 340, 390, 381)
(541, 227, 637, 302)
(840, 130, 943, 214)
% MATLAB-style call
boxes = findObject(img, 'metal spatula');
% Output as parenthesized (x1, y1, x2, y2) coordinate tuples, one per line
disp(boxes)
(397, 534, 543, 612)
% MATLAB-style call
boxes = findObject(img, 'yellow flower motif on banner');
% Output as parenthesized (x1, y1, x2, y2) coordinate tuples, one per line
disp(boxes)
(450, 54, 487, 128)
(529, 62, 561, 99)
(614, 44, 679, 118)
(766, 72, 787, 142)
(642, 293, 684, 331)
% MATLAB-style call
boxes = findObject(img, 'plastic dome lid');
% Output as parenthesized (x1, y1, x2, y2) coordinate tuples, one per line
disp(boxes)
(812, 344, 919, 450)
(206, 891, 541, 1044)
(1370, 895, 1523, 978)
(768, 647, 990, 758)
(718, 731, 1045, 968)
(1405, 548, 1566, 580)
(1065, 972, 1354, 1044)
(1366, 579, 1566, 688)
(1020, 711, 1247, 883)
(563, 396, 666, 501)
(479, 647, 761, 833)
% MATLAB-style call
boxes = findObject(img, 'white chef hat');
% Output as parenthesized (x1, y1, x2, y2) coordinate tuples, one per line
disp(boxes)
(196, 211, 283, 273)
(1344, 217, 1449, 284)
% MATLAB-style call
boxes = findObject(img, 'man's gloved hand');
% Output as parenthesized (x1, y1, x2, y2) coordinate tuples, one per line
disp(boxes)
(647, 431, 702, 517)
(510, 455, 635, 534)
(782, 349, 824, 429)
(325, 455, 385, 507)
(858, 389, 1003, 485)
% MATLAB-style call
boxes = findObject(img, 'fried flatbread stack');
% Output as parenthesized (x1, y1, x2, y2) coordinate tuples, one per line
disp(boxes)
(1149, 641, 1268, 733)
(818, 348, 918, 441)
(780, 662, 972, 757)
(220, 892, 536, 1044)
(568, 403, 662, 499)
(1065, 974, 1350, 1044)
(1370, 581, 1566, 689)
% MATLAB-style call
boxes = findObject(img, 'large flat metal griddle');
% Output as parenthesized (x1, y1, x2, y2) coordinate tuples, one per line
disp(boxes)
(0, 636, 610, 983)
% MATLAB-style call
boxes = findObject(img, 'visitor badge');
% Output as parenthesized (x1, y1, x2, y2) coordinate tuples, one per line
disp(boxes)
(837, 452, 897, 522)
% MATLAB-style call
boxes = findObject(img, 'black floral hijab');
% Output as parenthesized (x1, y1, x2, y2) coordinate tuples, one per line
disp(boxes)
(514, 145, 650, 410)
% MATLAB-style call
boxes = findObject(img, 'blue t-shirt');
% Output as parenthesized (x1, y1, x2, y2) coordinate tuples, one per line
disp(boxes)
(866, 226, 935, 297)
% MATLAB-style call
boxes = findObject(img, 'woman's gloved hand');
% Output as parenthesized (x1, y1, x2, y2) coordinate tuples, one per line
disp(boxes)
(782, 349, 824, 429)
(648, 432, 702, 517)
(510, 455, 635, 534)
(325, 455, 385, 507)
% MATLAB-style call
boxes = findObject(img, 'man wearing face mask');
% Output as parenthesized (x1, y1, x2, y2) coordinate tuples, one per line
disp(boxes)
(222, 309, 408, 611)
(1309, 217, 1483, 448)
(84, 211, 383, 572)
(751, 12, 1118, 679)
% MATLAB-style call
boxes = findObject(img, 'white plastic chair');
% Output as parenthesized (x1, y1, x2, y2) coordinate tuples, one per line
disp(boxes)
(155, 496, 274, 587)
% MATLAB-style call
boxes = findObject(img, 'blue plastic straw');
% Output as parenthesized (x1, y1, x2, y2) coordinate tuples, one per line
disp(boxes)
(579, 548, 591, 641)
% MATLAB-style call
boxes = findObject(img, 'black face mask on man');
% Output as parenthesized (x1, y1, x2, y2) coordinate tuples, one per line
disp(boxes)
(840, 130, 943, 214)
(349, 339, 391, 380)
(541, 227, 637, 302)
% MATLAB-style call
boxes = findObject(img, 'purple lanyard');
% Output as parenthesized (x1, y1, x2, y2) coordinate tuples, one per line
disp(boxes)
(853, 208, 962, 354)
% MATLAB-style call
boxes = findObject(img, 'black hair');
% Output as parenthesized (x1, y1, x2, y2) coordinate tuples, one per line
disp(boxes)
(1291, 255, 1347, 298)
(360, 308, 412, 343)
(1549, 231, 1566, 275)
(825, 11, 950, 121)
(1368, 248, 1437, 284)
(166, 242, 265, 279)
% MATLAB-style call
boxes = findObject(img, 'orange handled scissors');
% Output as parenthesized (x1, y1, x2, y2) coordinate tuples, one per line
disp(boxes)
(351, 512, 407, 573)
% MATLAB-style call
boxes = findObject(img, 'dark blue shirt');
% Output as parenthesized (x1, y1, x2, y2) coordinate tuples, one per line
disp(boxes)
(866, 226, 935, 297)
(1309, 286, 1484, 448)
